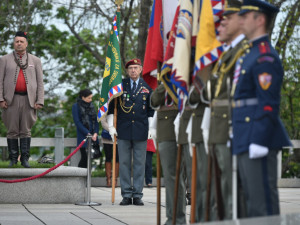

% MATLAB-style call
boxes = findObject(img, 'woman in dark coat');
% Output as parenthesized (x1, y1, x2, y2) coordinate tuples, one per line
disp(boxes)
(72, 89, 99, 168)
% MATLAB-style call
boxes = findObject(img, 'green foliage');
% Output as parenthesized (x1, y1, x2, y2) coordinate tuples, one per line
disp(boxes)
(282, 149, 300, 178)
(0, 161, 55, 168)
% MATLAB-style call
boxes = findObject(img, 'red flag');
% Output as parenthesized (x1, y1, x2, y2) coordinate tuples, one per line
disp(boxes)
(142, 0, 163, 90)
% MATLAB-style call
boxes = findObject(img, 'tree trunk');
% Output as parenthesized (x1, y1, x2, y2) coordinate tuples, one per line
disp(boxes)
(137, 0, 152, 64)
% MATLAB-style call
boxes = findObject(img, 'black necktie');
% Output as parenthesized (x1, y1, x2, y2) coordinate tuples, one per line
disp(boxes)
(132, 81, 137, 92)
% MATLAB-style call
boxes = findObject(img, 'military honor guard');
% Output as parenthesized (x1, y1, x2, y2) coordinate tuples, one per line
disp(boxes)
(178, 106, 193, 206)
(207, 0, 246, 220)
(232, 0, 291, 217)
(187, 87, 210, 222)
(107, 58, 154, 206)
(150, 84, 186, 225)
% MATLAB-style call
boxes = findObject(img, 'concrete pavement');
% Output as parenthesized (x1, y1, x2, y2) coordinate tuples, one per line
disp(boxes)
(0, 187, 300, 225)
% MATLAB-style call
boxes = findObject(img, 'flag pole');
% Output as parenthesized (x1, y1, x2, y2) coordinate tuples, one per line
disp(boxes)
(111, 98, 117, 204)
(190, 144, 197, 223)
(172, 144, 182, 225)
(111, 0, 123, 204)
(156, 61, 162, 225)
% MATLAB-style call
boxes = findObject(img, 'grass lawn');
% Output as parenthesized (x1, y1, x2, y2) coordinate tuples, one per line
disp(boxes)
(0, 161, 55, 168)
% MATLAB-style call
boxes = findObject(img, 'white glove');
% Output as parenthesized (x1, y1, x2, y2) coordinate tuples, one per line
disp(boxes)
(107, 114, 117, 142)
(174, 113, 180, 142)
(249, 143, 269, 159)
(201, 107, 211, 154)
(148, 117, 153, 139)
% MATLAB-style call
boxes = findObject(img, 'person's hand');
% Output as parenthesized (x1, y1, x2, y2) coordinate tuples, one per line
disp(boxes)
(148, 131, 152, 139)
(0, 101, 8, 109)
(249, 143, 269, 159)
(92, 133, 98, 141)
(34, 104, 43, 109)
(107, 114, 118, 142)
(108, 127, 118, 142)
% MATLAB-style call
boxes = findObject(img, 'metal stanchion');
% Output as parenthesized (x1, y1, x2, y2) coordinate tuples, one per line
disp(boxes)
(76, 135, 102, 206)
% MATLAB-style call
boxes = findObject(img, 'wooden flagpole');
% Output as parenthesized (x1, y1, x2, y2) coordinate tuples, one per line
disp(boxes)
(156, 61, 162, 225)
(190, 144, 197, 223)
(111, 0, 123, 204)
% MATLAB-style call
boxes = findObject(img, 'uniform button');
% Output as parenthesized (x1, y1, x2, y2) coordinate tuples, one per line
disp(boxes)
(246, 49, 250, 53)
(245, 117, 250, 122)
(133, 111, 135, 114)
(165, 116, 168, 119)
(211, 112, 215, 116)
(240, 59, 243, 63)
(241, 69, 246, 74)
(133, 95, 135, 97)
(223, 114, 227, 118)
(133, 103, 135, 106)
(192, 113, 195, 117)
(132, 120, 134, 123)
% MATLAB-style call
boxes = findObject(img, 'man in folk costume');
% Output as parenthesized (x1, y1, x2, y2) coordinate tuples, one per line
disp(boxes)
(0, 31, 44, 168)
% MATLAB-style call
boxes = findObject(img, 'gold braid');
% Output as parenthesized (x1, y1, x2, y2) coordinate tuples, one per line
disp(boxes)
(214, 40, 251, 97)
(119, 98, 134, 113)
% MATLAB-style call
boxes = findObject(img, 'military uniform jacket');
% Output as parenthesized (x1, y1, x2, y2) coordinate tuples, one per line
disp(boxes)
(209, 37, 245, 144)
(150, 84, 178, 143)
(109, 77, 154, 141)
(232, 35, 291, 154)
(188, 88, 206, 144)
(0, 52, 44, 107)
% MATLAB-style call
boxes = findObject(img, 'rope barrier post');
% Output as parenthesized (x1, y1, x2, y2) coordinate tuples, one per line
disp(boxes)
(76, 135, 102, 206)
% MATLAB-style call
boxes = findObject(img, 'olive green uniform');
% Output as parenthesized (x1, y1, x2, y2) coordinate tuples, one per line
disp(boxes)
(178, 108, 193, 204)
(208, 37, 246, 220)
(189, 88, 217, 222)
(151, 84, 186, 225)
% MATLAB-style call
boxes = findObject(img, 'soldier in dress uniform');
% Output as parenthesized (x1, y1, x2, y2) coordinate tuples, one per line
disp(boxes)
(107, 58, 154, 206)
(232, 0, 291, 217)
(187, 87, 210, 222)
(178, 106, 193, 206)
(207, 0, 246, 219)
(150, 84, 186, 225)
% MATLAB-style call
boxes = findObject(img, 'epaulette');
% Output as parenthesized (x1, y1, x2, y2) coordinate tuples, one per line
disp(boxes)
(258, 41, 271, 54)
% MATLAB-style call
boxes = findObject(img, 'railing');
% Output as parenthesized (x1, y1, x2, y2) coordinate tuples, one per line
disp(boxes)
(0, 127, 78, 165)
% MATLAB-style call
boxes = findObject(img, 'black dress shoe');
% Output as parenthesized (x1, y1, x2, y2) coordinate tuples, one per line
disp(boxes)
(133, 198, 144, 206)
(120, 197, 132, 206)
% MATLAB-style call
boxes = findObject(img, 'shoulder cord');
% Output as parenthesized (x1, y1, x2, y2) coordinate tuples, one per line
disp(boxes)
(119, 98, 133, 113)
(214, 40, 250, 97)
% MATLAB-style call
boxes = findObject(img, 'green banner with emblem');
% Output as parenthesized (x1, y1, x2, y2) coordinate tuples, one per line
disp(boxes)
(97, 11, 123, 121)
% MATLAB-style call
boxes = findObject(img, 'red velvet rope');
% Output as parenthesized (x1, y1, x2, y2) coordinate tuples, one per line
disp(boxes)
(0, 139, 86, 183)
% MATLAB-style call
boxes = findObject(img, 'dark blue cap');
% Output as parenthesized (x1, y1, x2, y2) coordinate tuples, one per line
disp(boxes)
(239, 0, 279, 16)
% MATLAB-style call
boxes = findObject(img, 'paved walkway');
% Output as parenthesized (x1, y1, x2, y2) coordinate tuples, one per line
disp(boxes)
(0, 187, 300, 225)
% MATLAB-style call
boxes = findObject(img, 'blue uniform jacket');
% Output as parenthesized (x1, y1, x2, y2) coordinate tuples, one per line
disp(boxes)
(232, 35, 291, 155)
(109, 77, 154, 141)
(72, 103, 99, 148)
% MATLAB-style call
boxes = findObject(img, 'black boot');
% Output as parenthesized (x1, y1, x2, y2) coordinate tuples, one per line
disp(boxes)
(7, 139, 19, 167)
(20, 137, 31, 168)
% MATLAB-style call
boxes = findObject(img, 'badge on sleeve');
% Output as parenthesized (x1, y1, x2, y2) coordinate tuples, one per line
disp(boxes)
(258, 73, 272, 90)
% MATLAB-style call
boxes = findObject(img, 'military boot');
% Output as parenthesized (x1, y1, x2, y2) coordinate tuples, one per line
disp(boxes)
(7, 139, 19, 167)
(20, 137, 31, 168)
